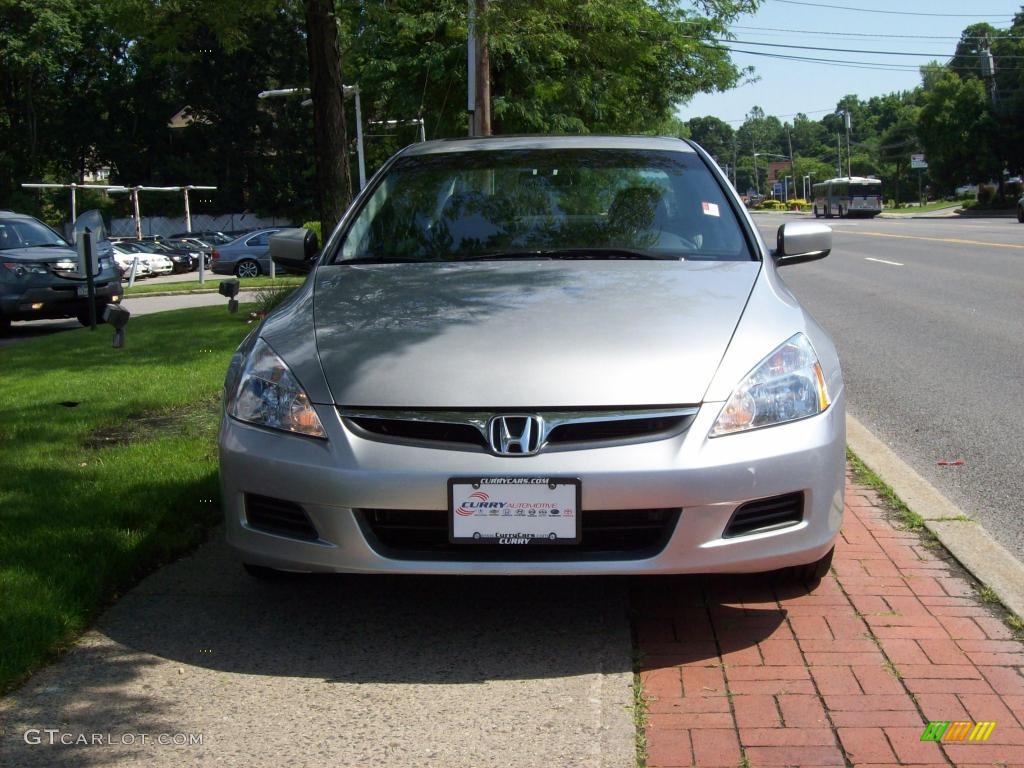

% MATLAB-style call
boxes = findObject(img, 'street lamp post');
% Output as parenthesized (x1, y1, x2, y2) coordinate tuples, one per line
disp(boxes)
(258, 85, 367, 190)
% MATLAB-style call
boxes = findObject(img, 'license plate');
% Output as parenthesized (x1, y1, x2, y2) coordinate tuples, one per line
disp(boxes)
(76, 285, 91, 297)
(448, 477, 580, 545)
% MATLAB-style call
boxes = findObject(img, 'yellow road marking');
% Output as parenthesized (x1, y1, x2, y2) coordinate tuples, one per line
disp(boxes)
(839, 230, 1024, 250)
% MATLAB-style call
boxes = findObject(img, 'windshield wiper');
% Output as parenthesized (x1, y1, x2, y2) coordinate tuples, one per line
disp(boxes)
(461, 248, 683, 262)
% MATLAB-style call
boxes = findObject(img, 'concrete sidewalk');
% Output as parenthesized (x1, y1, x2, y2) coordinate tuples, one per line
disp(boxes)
(0, 539, 634, 767)
(636, 473, 1024, 767)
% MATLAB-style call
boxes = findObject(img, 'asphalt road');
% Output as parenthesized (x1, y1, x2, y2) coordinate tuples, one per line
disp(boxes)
(756, 212, 1024, 561)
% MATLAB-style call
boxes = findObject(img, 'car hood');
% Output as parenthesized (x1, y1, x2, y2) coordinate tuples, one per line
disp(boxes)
(311, 260, 761, 408)
(0, 245, 78, 262)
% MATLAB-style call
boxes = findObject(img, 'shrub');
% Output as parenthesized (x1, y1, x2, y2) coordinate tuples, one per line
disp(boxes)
(757, 199, 787, 210)
(977, 184, 996, 204)
(301, 220, 323, 244)
(252, 282, 298, 318)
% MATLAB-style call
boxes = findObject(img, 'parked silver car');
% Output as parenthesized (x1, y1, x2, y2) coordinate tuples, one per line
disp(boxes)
(210, 228, 281, 277)
(219, 136, 845, 584)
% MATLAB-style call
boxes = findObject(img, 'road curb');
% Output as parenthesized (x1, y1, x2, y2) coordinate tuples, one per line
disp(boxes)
(123, 287, 269, 299)
(846, 414, 1024, 619)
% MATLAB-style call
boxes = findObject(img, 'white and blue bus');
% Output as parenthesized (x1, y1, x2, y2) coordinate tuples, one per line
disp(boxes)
(812, 177, 882, 219)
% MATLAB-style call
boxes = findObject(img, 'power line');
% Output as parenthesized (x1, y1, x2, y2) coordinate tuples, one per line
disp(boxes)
(773, 0, 1016, 17)
(715, 44, 1024, 72)
(719, 37, 1024, 59)
(728, 24, 1024, 42)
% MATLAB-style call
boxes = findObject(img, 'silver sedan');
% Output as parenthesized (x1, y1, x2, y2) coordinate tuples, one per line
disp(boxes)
(218, 135, 844, 585)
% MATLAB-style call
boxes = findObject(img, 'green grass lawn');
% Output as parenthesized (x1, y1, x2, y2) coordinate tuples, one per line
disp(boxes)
(124, 275, 303, 296)
(0, 306, 254, 693)
(883, 201, 963, 214)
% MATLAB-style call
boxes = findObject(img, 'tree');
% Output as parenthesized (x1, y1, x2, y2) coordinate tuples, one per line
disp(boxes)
(879, 115, 919, 204)
(686, 116, 735, 168)
(917, 71, 997, 192)
(305, 0, 351, 232)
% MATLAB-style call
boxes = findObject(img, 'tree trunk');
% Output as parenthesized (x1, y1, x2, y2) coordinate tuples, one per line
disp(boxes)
(305, 0, 351, 234)
(473, 0, 491, 136)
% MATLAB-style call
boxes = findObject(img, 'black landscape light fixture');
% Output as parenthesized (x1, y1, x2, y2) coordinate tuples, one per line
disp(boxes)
(219, 279, 240, 313)
(103, 304, 131, 348)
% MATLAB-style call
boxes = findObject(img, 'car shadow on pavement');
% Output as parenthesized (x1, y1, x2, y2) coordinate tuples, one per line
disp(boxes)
(90, 535, 787, 686)
(96, 534, 634, 685)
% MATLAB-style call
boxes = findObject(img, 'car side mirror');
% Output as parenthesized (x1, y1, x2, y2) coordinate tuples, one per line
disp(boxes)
(270, 228, 319, 274)
(773, 222, 831, 266)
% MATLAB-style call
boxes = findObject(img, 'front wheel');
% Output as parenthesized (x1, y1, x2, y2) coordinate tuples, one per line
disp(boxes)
(813, 206, 820, 219)
(786, 546, 834, 587)
(77, 306, 108, 327)
(235, 259, 261, 278)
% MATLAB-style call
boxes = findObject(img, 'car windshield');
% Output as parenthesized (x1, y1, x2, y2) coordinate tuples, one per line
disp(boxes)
(0, 218, 68, 250)
(337, 148, 752, 263)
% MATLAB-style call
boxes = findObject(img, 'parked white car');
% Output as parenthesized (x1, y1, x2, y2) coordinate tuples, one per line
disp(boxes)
(111, 244, 153, 279)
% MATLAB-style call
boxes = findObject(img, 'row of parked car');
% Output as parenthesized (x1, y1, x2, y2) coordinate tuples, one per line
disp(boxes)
(109, 228, 284, 279)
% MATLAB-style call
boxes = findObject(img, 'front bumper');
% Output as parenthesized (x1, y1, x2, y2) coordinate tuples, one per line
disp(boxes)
(0, 280, 123, 321)
(219, 393, 846, 575)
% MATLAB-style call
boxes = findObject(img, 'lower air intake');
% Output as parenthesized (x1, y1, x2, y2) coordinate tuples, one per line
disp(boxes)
(245, 494, 319, 541)
(723, 492, 804, 538)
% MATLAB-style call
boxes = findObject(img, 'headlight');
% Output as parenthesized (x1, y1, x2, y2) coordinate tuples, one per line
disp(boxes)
(710, 333, 830, 437)
(226, 337, 326, 438)
(2, 262, 48, 277)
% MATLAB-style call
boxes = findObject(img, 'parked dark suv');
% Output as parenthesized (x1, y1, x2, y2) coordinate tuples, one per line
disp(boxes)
(0, 211, 123, 333)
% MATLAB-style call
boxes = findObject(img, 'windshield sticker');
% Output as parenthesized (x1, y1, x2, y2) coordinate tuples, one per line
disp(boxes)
(702, 202, 720, 217)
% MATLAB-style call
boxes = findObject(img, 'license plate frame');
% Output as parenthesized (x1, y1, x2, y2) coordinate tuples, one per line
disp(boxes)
(448, 477, 581, 545)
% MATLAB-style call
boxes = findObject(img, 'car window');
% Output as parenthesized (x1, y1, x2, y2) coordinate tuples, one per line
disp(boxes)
(245, 231, 276, 247)
(0, 218, 68, 250)
(338, 148, 751, 262)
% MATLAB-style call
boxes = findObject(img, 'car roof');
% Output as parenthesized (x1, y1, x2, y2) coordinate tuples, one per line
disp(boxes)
(399, 135, 694, 157)
(0, 210, 40, 220)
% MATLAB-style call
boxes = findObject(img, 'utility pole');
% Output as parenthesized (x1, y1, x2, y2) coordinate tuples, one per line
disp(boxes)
(752, 137, 759, 195)
(732, 134, 738, 189)
(844, 111, 852, 178)
(470, 0, 491, 136)
(786, 126, 796, 196)
(836, 133, 842, 177)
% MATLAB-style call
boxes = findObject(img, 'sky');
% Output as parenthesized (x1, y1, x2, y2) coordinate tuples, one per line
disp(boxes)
(677, 0, 1022, 126)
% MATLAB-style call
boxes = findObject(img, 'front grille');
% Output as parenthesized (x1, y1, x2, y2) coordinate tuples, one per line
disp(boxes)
(245, 494, 319, 541)
(356, 508, 680, 561)
(723, 492, 804, 538)
(348, 417, 488, 450)
(547, 416, 688, 444)
(342, 408, 697, 453)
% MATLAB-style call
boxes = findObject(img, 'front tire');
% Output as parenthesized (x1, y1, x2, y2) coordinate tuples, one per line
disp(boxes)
(236, 259, 261, 278)
(786, 546, 834, 587)
(813, 206, 821, 219)
(77, 306, 108, 327)
(243, 563, 296, 580)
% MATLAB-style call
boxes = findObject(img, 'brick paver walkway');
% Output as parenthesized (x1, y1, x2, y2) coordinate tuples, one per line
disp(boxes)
(634, 472, 1024, 768)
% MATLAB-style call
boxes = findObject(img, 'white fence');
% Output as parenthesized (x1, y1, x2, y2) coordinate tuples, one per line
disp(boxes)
(109, 213, 293, 239)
